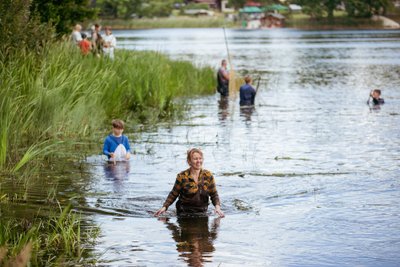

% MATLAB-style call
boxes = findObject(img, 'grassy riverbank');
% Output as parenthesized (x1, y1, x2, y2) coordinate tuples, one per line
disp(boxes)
(0, 43, 214, 172)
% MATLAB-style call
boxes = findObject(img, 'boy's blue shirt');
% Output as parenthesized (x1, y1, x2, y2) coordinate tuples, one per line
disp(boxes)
(103, 134, 131, 158)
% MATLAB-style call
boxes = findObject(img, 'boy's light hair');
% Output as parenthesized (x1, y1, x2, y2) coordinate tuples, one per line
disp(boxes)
(112, 119, 124, 129)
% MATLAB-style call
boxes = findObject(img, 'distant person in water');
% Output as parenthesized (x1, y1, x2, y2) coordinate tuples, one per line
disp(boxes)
(103, 119, 131, 162)
(217, 59, 229, 97)
(155, 148, 224, 217)
(367, 89, 385, 105)
(239, 75, 256, 106)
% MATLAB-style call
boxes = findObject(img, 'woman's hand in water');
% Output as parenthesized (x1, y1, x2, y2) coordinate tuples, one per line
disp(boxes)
(215, 205, 225, 218)
(125, 153, 131, 160)
(154, 206, 166, 217)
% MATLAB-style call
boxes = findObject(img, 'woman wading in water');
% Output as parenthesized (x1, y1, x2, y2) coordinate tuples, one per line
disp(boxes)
(155, 148, 224, 217)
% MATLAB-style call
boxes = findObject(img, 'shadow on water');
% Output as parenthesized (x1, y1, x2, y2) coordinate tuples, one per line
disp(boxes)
(160, 216, 220, 267)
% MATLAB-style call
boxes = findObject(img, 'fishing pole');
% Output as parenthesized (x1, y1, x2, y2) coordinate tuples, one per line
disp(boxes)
(223, 27, 232, 70)
(255, 76, 261, 95)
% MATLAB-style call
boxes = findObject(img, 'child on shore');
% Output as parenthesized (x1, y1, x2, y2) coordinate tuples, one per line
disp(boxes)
(103, 119, 131, 162)
(367, 89, 385, 105)
(79, 33, 91, 56)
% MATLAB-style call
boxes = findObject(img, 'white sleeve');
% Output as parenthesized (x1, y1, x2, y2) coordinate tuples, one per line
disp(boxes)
(111, 36, 117, 48)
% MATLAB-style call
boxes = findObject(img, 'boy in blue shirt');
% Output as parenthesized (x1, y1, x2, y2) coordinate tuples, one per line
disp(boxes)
(103, 119, 131, 162)
(239, 75, 256, 106)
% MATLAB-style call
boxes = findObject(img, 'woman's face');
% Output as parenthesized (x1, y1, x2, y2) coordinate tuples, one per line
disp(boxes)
(189, 152, 203, 170)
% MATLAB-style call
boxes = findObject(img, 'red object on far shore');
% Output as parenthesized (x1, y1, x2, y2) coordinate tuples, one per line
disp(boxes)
(245, 1, 262, 7)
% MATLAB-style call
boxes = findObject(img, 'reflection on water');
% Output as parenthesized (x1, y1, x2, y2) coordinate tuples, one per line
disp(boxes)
(239, 106, 255, 121)
(161, 216, 220, 267)
(218, 96, 229, 121)
(104, 162, 130, 181)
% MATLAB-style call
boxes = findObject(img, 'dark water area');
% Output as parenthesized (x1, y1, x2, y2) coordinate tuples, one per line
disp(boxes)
(3, 29, 400, 266)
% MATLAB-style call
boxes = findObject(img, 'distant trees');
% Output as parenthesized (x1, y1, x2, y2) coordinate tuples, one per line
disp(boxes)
(345, 0, 393, 17)
(0, 0, 54, 58)
(30, 0, 96, 34)
(97, 0, 184, 18)
(98, 0, 142, 19)
(291, 0, 394, 19)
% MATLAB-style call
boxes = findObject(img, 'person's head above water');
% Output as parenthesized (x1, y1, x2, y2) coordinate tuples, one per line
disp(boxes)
(112, 119, 124, 129)
(112, 119, 125, 136)
(244, 75, 252, 84)
(187, 148, 203, 170)
(371, 89, 382, 99)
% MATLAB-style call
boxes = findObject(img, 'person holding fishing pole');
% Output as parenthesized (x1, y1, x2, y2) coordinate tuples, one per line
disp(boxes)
(217, 59, 230, 97)
(239, 75, 257, 106)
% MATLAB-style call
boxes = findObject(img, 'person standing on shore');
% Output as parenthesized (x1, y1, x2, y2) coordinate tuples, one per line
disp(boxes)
(91, 24, 102, 57)
(217, 59, 229, 97)
(71, 24, 82, 46)
(79, 33, 91, 56)
(103, 26, 117, 60)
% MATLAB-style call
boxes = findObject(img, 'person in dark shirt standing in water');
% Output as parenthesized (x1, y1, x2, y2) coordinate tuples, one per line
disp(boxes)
(367, 89, 385, 105)
(217, 60, 229, 97)
(239, 75, 256, 106)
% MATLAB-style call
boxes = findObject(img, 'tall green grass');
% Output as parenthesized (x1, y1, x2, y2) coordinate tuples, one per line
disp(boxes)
(0, 205, 99, 266)
(0, 42, 215, 171)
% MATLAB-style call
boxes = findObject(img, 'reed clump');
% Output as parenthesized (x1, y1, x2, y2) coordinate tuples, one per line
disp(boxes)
(0, 43, 215, 171)
(0, 205, 99, 266)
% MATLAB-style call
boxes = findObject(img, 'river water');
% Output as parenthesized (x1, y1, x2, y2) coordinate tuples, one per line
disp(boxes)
(81, 29, 400, 266)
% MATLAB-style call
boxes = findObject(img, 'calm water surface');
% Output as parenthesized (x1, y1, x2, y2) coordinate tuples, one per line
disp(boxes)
(4, 28, 399, 266)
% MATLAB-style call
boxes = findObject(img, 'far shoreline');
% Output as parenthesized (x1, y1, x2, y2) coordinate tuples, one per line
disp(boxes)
(93, 16, 399, 31)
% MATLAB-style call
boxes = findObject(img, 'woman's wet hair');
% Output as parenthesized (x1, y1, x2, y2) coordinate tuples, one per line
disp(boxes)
(187, 148, 203, 163)
(112, 119, 124, 129)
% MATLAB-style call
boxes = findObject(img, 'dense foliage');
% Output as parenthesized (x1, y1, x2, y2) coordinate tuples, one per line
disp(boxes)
(292, 0, 394, 18)
(30, 0, 96, 34)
